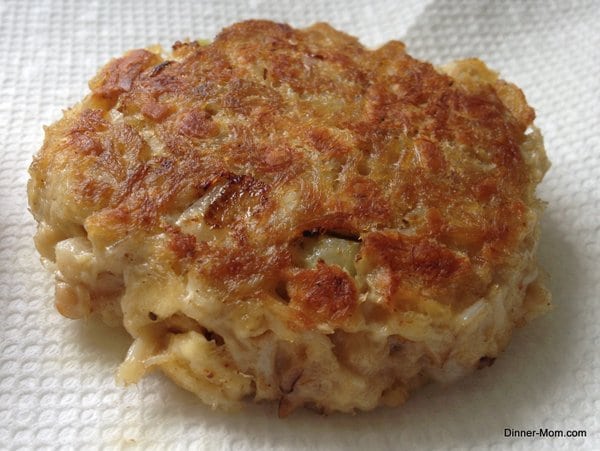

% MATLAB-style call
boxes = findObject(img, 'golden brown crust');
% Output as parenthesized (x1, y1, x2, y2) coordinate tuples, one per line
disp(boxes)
(31, 19, 540, 326)
(287, 262, 358, 327)
(90, 49, 161, 103)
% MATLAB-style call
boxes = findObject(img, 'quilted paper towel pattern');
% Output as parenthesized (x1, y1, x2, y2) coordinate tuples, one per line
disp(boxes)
(1, 0, 598, 449)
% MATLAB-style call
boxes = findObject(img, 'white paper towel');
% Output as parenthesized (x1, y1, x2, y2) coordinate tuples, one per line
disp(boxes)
(1, 0, 598, 449)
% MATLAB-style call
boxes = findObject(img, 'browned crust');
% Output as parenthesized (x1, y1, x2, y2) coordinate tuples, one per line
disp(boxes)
(30, 20, 541, 328)
(287, 262, 358, 326)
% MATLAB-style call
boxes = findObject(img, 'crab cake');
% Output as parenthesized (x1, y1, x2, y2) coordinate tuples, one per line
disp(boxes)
(28, 20, 551, 415)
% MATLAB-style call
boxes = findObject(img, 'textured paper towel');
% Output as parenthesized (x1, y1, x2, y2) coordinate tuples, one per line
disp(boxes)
(1, 0, 599, 449)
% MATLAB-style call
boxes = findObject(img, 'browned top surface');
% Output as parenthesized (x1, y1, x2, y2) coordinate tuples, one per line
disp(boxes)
(29, 20, 541, 326)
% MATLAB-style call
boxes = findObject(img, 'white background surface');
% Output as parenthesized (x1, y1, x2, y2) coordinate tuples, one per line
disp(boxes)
(1, 0, 599, 449)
